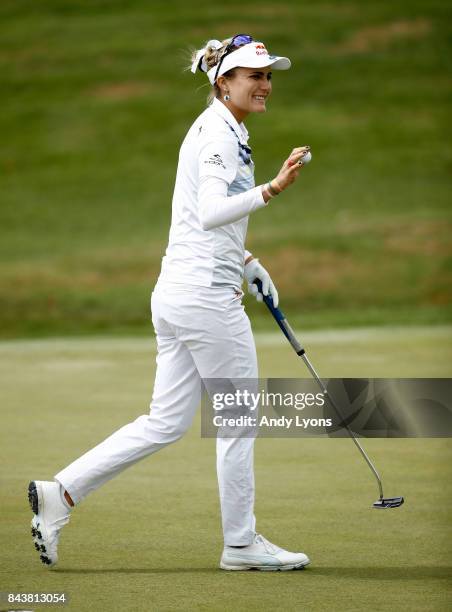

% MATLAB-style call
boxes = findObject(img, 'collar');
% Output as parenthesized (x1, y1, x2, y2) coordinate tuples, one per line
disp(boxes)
(210, 97, 249, 144)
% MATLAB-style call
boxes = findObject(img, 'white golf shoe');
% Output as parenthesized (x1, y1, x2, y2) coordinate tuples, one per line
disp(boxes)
(28, 481, 71, 567)
(220, 533, 310, 571)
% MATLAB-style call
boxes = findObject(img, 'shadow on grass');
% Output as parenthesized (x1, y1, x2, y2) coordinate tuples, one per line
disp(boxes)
(57, 567, 219, 574)
(56, 566, 451, 579)
(311, 566, 451, 581)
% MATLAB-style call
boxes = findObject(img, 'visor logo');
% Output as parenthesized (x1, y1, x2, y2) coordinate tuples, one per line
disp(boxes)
(255, 44, 268, 56)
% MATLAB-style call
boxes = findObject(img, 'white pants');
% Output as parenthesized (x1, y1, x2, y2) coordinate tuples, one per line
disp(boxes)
(55, 283, 258, 545)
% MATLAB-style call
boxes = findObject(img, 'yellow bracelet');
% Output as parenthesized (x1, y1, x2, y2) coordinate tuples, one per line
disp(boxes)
(272, 179, 283, 194)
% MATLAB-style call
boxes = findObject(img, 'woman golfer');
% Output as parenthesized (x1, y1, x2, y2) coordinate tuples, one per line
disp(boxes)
(29, 34, 311, 571)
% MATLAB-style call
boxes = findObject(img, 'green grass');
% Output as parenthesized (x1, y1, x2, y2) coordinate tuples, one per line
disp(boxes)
(1, 0, 451, 337)
(1, 329, 451, 610)
(1, 4, 450, 607)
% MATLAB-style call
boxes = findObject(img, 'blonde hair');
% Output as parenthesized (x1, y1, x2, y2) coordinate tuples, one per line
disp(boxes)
(188, 37, 238, 105)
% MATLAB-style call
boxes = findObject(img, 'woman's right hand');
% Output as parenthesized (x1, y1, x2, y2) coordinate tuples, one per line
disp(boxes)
(273, 146, 311, 192)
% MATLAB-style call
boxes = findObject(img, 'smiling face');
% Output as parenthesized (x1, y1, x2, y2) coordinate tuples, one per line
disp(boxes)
(217, 66, 273, 123)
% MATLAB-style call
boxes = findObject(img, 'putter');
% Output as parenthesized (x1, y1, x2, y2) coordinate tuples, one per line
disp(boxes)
(253, 279, 404, 509)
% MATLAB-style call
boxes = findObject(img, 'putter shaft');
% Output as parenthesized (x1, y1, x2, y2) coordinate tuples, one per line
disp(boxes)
(253, 279, 385, 501)
(300, 352, 384, 500)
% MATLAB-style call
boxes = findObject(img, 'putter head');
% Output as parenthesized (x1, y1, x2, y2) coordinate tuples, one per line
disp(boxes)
(373, 496, 404, 509)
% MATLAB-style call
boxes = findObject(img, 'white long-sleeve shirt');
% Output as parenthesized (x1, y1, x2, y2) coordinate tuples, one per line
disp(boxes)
(158, 97, 266, 289)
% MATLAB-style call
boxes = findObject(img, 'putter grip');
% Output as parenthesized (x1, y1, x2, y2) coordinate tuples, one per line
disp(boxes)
(253, 278, 304, 355)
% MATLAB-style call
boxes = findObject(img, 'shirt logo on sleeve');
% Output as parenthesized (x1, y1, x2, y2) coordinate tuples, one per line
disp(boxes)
(204, 153, 226, 170)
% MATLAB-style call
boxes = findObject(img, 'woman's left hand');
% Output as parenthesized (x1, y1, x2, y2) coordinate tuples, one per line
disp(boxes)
(244, 259, 279, 307)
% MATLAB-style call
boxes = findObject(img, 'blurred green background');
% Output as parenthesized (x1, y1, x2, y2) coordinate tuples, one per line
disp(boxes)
(1, 0, 451, 337)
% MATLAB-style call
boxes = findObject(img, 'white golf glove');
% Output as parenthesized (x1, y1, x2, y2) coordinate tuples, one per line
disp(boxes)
(244, 258, 279, 307)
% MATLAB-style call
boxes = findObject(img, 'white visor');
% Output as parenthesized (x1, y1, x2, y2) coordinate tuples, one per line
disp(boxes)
(207, 41, 291, 85)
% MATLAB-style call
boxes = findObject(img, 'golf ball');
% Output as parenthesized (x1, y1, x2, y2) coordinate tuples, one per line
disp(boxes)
(299, 151, 312, 165)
